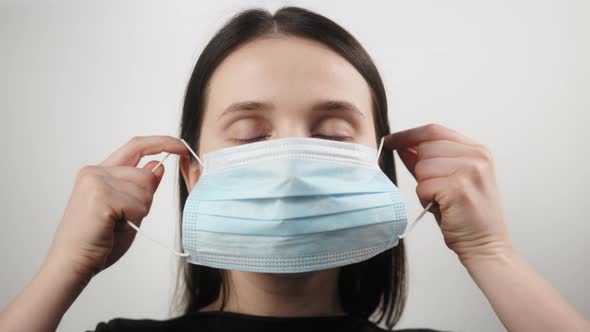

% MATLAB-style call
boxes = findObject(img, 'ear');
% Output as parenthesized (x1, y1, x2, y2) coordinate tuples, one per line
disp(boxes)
(179, 154, 201, 192)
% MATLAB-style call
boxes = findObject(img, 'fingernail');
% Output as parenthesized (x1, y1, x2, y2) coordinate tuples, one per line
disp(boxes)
(153, 165, 164, 177)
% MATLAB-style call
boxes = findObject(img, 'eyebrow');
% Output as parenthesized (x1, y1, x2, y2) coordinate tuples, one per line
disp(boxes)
(217, 99, 365, 120)
(217, 101, 273, 120)
(311, 100, 365, 118)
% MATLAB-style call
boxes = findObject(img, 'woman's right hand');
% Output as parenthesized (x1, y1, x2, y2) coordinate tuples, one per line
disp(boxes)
(45, 135, 188, 282)
(0, 136, 189, 332)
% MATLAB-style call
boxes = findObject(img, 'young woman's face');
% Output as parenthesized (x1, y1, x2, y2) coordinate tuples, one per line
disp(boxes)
(184, 36, 378, 186)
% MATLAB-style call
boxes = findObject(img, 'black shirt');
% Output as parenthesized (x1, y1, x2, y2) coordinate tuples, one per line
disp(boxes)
(89, 311, 447, 332)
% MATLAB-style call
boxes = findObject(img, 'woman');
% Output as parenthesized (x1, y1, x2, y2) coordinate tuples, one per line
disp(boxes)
(0, 6, 587, 332)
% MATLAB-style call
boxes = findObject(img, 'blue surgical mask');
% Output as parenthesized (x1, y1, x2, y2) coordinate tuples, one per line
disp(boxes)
(126, 137, 431, 272)
(180, 137, 407, 273)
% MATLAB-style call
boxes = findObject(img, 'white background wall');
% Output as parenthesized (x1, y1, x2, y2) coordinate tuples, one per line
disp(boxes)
(1, 1, 588, 331)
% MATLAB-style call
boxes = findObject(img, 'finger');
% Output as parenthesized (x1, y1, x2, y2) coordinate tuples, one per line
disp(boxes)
(417, 140, 490, 160)
(414, 157, 465, 182)
(103, 178, 153, 220)
(100, 135, 188, 167)
(397, 148, 419, 179)
(415, 177, 452, 209)
(143, 160, 165, 179)
(102, 165, 158, 192)
(105, 188, 150, 228)
(384, 124, 477, 151)
(144, 161, 165, 193)
(416, 197, 442, 224)
(415, 178, 449, 225)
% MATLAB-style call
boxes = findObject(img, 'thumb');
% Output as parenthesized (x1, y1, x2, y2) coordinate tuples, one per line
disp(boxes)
(143, 160, 165, 189)
(152, 163, 165, 179)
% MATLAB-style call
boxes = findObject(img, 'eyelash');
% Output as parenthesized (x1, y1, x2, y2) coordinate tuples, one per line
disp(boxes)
(313, 134, 352, 142)
(231, 134, 351, 144)
(231, 135, 271, 144)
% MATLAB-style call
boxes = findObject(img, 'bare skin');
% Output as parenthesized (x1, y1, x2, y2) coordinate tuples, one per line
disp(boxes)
(179, 36, 374, 318)
(0, 36, 588, 331)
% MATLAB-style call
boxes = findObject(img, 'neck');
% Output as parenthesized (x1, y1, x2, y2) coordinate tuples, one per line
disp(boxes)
(200, 268, 345, 317)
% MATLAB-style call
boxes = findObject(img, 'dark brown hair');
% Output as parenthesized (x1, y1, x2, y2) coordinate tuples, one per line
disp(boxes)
(176, 6, 407, 329)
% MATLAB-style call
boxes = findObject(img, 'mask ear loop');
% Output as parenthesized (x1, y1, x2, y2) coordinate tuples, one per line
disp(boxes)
(125, 151, 189, 257)
(124, 139, 204, 258)
(376, 137, 434, 239)
(398, 201, 434, 239)
(180, 139, 205, 167)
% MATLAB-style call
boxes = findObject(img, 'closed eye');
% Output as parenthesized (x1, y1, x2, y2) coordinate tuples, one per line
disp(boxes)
(313, 134, 353, 142)
(230, 135, 271, 144)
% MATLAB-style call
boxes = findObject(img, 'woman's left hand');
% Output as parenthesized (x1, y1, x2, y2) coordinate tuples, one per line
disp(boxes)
(384, 123, 512, 263)
(385, 124, 590, 331)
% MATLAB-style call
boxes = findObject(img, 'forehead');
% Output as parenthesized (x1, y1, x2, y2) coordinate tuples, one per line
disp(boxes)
(204, 35, 372, 114)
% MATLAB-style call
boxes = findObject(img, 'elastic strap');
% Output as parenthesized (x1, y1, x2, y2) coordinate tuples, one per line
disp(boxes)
(180, 139, 204, 167)
(378, 136, 434, 239)
(127, 137, 428, 255)
(125, 148, 190, 257)
(398, 201, 434, 239)
(376, 137, 385, 163)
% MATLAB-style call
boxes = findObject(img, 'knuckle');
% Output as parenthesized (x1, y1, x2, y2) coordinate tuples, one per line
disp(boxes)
(455, 177, 477, 205)
(128, 136, 143, 147)
(89, 184, 111, 208)
(78, 165, 97, 178)
(139, 203, 150, 216)
(425, 123, 444, 136)
(144, 194, 153, 208)
(469, 159, 488, 179)
(450, 175, 469, 198)
(100, 205, 117, 222)
(77, 167, 102, 186)
(475, 144, 493, 162)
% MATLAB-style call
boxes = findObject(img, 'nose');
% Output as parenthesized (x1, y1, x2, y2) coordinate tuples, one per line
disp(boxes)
(273, 117, 309, 139)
